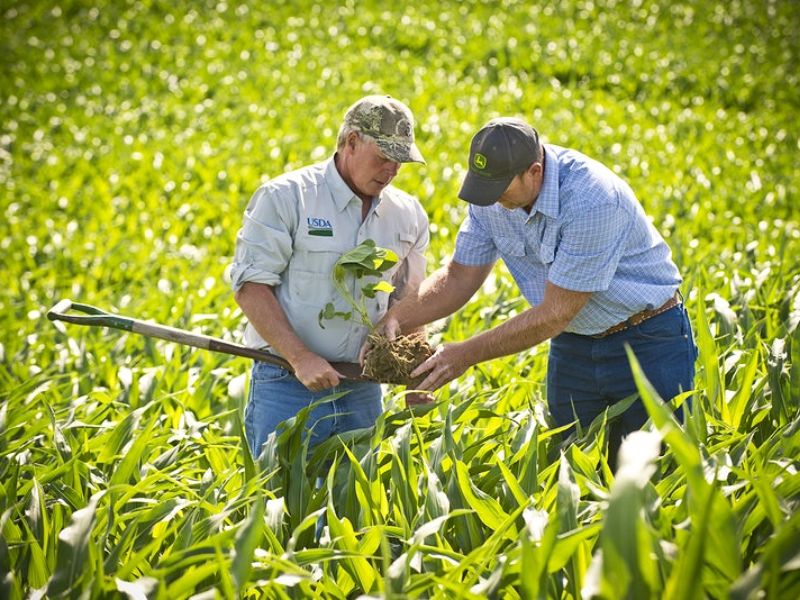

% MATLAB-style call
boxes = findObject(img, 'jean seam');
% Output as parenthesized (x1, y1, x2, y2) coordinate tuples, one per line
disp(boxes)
(252, 362, 289, 383)
(244, 371, 256, 456)
(331, 397, 339, 435)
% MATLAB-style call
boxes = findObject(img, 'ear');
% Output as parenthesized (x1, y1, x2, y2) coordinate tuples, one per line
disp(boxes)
(346, 132, 360, 152)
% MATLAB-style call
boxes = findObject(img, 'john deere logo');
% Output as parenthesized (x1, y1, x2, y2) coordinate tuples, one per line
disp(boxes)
(473, 153, 487, 169)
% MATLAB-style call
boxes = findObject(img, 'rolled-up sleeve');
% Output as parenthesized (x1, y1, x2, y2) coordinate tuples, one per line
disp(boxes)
(547, 197, 631, 292)
(230, 185, 296, 292)
(454, 205, 499, 266)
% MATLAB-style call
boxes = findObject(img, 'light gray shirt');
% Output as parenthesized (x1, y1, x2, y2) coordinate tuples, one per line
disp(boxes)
(230, 157, 429, 362)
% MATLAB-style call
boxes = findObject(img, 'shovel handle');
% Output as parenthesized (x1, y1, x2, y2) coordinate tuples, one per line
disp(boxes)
(47, 299, 139, 330)
(46, 299, 367, 381)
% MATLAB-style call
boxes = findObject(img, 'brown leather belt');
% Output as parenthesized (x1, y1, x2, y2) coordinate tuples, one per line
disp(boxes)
(592, 293, 680, 338)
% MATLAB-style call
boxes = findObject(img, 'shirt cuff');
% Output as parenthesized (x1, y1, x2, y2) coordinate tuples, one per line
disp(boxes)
(229, 263, 281, 292)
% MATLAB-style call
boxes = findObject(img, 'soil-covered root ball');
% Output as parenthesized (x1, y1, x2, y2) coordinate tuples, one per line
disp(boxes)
(363, 332, 433, 386)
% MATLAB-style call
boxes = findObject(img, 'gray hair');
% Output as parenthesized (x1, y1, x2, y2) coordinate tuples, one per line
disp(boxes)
(334, 94, 425, 164)
(336, 124, 377, 150)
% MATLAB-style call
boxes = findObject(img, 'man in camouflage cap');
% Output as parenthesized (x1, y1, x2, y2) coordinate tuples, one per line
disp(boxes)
(231, 95, 430, 458)
(342, 95, 425, 164)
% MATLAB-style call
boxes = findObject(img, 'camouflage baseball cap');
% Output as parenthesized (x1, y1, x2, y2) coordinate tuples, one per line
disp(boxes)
(343, 95, 425, 164)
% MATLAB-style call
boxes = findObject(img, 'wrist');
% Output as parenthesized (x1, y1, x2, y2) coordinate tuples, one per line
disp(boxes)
(284, 345, 315, 368)
(456, 338, 481, 365)
(390, 310, 415, 335)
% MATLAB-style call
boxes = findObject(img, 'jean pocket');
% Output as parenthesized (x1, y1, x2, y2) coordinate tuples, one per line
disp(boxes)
(252, 361, 290, 383)
(632, 308, 688, 342)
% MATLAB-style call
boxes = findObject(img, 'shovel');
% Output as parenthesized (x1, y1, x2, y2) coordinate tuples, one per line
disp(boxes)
(46, 299, 368, 381)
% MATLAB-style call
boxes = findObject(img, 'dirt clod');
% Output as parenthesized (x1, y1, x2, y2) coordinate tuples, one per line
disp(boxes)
(363, 332, 433, 386)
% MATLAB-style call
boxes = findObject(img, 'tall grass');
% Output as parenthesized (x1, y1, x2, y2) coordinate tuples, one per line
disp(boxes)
(2, 0, 799, 597)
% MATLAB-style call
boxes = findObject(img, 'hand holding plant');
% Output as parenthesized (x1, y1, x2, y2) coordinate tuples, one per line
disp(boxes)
(319, 240, 433, 386)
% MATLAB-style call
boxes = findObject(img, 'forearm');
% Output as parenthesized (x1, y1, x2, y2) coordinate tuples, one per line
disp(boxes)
(234, 281, 313, 364)
(462, 282, 591, 364)
(462, 304, 568, 364)
(390, 260, 493, 333)
(410, 281, 592, 392)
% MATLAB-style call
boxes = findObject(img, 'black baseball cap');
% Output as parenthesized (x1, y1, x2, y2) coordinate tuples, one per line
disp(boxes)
(458, 117, 541, 206)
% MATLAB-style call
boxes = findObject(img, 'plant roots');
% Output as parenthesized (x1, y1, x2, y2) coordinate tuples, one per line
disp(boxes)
(362, 332, 433, 386)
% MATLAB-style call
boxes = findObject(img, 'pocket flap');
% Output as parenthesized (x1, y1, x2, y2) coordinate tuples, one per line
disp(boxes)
(539, 243, 555, 264)
(398, 231, 417, 243)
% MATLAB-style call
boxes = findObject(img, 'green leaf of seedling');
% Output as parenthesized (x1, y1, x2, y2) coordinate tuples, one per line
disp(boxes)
(326, 506, 376, 593)
(321, 240, 398, 328)
(455, 461, 512, 535)
(626, 346, 742, 592)
(337, 240, 398, 277)
(521, 508, 558, 600)
(318, 303, 351, 329)
(232, 495, 265, 592)
(362, 281, 395, 299)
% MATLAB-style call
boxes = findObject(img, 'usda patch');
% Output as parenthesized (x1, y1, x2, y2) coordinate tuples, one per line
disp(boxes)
(473, 153, 487, 169)
(307, 216, 333, 237)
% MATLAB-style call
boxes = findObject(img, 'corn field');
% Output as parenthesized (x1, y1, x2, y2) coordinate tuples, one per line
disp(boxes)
(1, 0, 799, 598)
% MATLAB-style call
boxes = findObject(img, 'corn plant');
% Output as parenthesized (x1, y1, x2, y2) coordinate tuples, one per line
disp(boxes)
(1, 0, 799, 597)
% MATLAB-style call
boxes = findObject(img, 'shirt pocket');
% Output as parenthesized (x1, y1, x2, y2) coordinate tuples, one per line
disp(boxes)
(366, 231, 415, 282)
(292, 234, 350, 273)
(494, 235, 526, 258)
(396, 231, 417, 258)
(288, 235, 349, 305)
(539, 243, 556, 265)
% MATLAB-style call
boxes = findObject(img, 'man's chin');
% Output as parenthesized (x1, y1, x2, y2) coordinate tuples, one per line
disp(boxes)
(369, 183, 389, 196)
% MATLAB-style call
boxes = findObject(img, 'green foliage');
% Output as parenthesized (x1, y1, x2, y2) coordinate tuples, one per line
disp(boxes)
(318, 239, 398, 329)
(1, 0, 799, 598)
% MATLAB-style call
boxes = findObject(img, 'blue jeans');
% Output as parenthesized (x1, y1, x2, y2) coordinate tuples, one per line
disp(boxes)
(547, 304, 697, 456)
(243, 361, 382, 458)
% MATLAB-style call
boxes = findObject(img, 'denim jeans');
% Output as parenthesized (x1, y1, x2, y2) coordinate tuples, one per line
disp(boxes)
(547, 304, 697, 458)
(243, 361, 382, 458)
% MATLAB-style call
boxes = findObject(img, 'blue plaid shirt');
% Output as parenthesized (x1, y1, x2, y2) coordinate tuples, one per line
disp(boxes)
(454, 144, 681, 335)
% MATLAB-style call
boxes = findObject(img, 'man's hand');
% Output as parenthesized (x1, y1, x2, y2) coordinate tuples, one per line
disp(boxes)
(405, 391, 435, 406)
(291, 351, 343, 391)
(375, 314, 403, 340)
(410, 341, 473, 391)
(358, 314, 402, 365)
(235, 282, 345, 390)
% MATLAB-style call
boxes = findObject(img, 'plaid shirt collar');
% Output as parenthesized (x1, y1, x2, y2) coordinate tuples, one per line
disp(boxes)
(531, 145, 560, 220)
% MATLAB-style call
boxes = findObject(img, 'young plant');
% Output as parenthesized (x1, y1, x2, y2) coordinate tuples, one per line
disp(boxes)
(318, 239, 398, 329)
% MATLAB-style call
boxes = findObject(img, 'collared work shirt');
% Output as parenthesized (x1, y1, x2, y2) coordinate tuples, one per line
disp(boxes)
(454, 144, 681, 335)
(231, 157, 429, 362)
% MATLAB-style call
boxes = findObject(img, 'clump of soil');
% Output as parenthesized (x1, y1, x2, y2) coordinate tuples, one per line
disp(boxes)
(363, 332, 433, 387)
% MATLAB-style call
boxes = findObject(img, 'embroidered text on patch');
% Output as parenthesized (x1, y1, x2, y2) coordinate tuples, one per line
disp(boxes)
(307, 217, 333, 237)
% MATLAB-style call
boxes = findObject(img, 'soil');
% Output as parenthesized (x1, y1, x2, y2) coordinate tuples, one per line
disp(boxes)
(362, 332, 434, 387)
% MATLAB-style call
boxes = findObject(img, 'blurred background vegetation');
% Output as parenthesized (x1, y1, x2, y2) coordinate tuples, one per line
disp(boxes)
(2, 0, 797, 330)
(1, 0, 798, 597)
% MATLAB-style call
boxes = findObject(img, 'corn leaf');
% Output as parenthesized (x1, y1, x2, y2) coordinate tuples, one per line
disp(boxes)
(47, 492, 103, 597)
(231, 495, 265, 591)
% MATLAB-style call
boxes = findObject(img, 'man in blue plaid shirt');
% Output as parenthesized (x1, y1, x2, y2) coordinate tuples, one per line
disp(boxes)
(369, 117, 697, 462)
